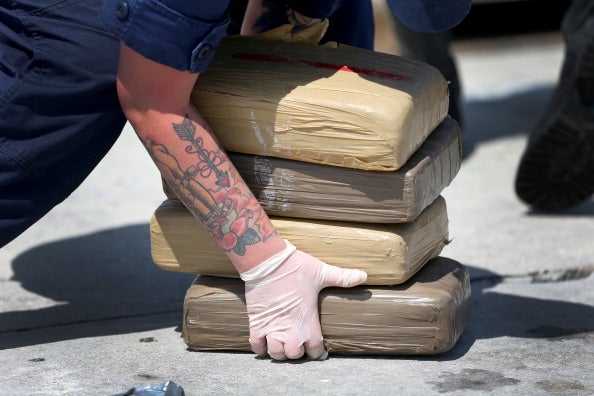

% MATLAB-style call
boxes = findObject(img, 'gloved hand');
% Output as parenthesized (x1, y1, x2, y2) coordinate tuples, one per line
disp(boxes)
(241, 240, 367, 360)
(240, 0, 329, 44)
(249, 20, 329, 44)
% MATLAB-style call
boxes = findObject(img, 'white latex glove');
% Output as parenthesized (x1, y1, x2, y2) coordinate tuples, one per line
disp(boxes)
(241, 240, 367, 360)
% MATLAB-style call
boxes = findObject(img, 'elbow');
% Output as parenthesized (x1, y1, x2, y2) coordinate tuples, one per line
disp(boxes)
(115, 43, 198, 130)
(115, 74, 198, 135)
(116, 77, 150, 131)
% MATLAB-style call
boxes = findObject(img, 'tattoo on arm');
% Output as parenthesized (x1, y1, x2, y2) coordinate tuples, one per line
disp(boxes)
(146, 114, 276, 256)
(171, 115, 231, 189)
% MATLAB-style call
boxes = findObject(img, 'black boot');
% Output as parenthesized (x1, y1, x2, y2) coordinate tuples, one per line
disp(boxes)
(515, 0, 594, 211)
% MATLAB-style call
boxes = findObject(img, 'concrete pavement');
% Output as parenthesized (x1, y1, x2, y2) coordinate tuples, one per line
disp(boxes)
(1, 28, 593, 395)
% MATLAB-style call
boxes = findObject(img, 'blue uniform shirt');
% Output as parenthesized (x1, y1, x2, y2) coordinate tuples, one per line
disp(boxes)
(100, 0, 231, 73)
(100, 0, 344, 73)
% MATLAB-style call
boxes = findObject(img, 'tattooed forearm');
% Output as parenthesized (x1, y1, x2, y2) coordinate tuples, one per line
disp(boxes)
(172, 115, 230, 188)
(148, 114, 277, 256)
(146, 139, 219, 223)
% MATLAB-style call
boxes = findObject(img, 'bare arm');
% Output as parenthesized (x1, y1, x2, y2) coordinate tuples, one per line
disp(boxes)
(116, 9, 366, 360)
(116, 43, 286, 272)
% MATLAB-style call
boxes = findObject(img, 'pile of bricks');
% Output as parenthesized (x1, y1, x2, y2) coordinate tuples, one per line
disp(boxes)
(149, 36, 471, 356)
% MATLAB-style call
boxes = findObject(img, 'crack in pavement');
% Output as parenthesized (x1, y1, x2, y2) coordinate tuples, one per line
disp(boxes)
(471, 264, 593, 285)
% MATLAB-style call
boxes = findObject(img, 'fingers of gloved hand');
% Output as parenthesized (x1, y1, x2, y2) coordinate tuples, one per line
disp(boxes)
(318, 262, 368, 289)
(249, 326, 307, 360)
(263, 332, 310, 360)
(248, 331, 268, 357)
(266, 333, 288, 361)
(303, 324, 326, 360)
(281, 332, 306, 360)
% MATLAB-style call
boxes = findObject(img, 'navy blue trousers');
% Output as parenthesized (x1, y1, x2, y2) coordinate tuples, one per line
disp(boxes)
(0, 0, 374, 248)
(0, 0, 126, 247)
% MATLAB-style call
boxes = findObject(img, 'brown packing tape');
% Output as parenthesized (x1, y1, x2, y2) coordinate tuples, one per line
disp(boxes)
(190, 35, 449, 171)
(151, 196, 449, 285)
(182, 256, 471, 356)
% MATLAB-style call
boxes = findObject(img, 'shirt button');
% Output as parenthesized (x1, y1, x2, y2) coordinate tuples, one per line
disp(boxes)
(116, 1, 129, 20)
(197, 45, 211, 59)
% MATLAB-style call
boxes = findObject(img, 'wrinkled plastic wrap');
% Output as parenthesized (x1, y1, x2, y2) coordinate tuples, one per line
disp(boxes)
(182, 256, 470, 355)
(151, 196, 448, 285)
(163, 117, 460, 224)
(113, 381, 184, 396)
(190, 35, 449, 171)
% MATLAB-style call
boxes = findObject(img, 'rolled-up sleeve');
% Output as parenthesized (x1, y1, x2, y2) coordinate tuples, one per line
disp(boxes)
(100, 0, 230, 73)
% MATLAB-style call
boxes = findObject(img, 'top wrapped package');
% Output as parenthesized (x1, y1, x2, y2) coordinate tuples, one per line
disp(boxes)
(191, 36, 449, 171)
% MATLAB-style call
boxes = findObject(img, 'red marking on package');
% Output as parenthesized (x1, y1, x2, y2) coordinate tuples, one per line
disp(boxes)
(233, 53, 407, 81)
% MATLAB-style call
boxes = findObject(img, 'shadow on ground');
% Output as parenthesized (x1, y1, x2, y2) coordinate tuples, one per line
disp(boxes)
(0, 224, 195, 349)
(1, 225, 592, 356)
(438, 268, 594, 361)
(461, 84, 554, 159)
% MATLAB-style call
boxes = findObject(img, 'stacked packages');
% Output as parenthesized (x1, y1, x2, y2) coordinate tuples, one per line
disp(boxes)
(150, 36, 471, 356)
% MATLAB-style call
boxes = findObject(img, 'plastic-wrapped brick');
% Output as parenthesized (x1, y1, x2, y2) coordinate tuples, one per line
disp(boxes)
(190, 35, 449, 171)
(150, 196, 449, 285)
(163, 117, 461, 224)
(182, 256, 470, 355)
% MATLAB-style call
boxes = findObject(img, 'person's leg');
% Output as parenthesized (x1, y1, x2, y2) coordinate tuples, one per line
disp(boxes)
(227, 0, 248, 34)
(514, 0, 594, 211)
(391, 16, 462, 126)
(322, 0, 375, 50)
(0, 0, 127, 248)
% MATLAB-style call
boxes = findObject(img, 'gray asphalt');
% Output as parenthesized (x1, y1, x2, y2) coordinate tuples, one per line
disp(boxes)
(1, 28, 593, 396)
